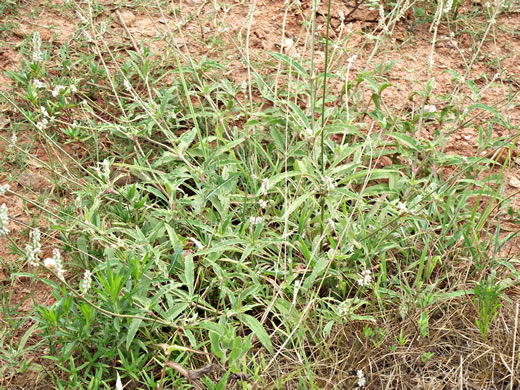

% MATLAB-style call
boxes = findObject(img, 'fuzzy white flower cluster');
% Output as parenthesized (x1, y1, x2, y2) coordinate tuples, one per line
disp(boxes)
(0, 204, 9, 237)
(240, 80, 247, 93)
(36, 119, 49, 131)
(25, 228, 42, 266)
(444, 0, 454, 13)
(101, 159, 110, 182)
(0, 184, 9, 195)
(249, 216, 263, 225)
(338, 301, 350, 317)
(256, 177, 270, 211)
(356, 370, 366, 387)
(397, 201, 408, 213)
(52, 85, 66, 97)
(357, 269, 372, 287)
(302, 128, 313, 138)
(36, 105, 55, 131)
(260, 178, 269, 196)
(33, 79, 45, 89)
(323, 176, 335, 192)
(98, 21, 107, 37)
(81, 270, 92, 294)
(9, 134, 17, 148)
(41, 106, 50, 118)
(32, 32, 43, 63)
(44, 248, 64, 281)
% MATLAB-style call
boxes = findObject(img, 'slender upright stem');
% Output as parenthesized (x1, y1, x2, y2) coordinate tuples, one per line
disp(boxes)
(319, 0, 332, 247)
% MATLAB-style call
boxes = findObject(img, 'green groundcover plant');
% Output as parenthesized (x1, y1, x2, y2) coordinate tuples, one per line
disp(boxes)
(0, 0, 519, 388)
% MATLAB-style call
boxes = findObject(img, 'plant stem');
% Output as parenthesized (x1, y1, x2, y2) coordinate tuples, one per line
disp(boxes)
(319, 0, 332, 248)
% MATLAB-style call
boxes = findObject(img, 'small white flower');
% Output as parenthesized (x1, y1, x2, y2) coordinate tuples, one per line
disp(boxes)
(33, 79, 45, 89)
(70, 84, 77, 93)
(424, 105, 436, 113)
(397, 201, 408, 213)
(302, 127, 313, 138)
(260, 178, 269, 196)
(41, 106, 50, 118)
(100, 159, 110, 181)
(338, 10, 345, 22)
(338, 302, 348, 316)
(323, 176, 335, 192)
(249, 216, 263, 225)
(259, 199, 268, 209)
(52, 85, 66, 97)
(26, 245, 38, 266)
(356, 370, 366, 387)
(347, 54, 357, 65)
(357, 269, 372, 287)
(443, 0, 454, 13)
(0, 204, 9, 236)
(81, 270, 92, 293)
(9, 134, 17, 148)
(0, 184, 10, 195)
(32, 228, 41, 249)
(98, 21, 107, 36)
(123, 78, 132, 91)
(32, 32, 43, 63)
(26, 228, 42, 266)
(36, 118, 49, 131)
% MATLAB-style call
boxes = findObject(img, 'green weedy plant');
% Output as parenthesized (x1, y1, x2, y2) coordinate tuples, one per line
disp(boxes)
(1, 0, 519, 387)
(472, 271, 504, 341)
(207, 319, 252, 374)
(0, 299, 40, 381)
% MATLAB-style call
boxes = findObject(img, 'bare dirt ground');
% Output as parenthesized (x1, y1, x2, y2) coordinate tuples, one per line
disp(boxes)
(0, 0, 519, 388)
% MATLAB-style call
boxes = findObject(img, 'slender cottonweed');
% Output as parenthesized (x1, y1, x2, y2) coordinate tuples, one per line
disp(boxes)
(25, 228, 42, 267)
(0, 184, 9, 196)
(80, 270, 92, 294)
(0, 0, 517, 387)
(0, 204, 9, 236)
(31, 31, 43, 63)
